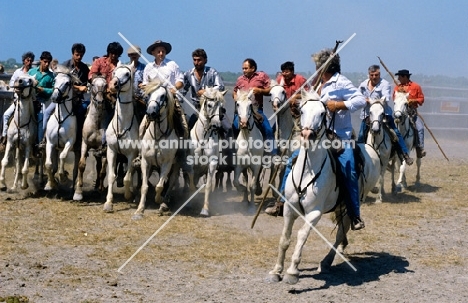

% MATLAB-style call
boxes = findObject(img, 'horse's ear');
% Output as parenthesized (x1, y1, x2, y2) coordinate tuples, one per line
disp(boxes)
(221, 90, 228, 96)
(270, 79, 278, 86)
(381, 96, 386, 103)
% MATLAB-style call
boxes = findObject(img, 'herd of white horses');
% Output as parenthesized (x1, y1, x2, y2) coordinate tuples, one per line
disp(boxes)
(0, 65, 422, 284)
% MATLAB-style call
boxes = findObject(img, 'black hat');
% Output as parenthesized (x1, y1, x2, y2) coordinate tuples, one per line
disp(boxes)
(395, 69, 411, 76)
(146, 40, 172, 55)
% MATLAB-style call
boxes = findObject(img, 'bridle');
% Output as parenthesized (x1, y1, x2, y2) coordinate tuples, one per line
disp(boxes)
(146, 86, 173, 140)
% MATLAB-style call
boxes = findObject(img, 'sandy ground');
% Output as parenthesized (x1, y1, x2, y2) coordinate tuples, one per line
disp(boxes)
(1, 137, 467, 302)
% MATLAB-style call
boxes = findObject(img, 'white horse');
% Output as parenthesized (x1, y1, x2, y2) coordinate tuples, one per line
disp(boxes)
(190, 87, 227, 217)
(391, 91, 421, 192)
(269, 81, 301, 195)
(73, 76, 109, 201)
(367, 97, 393, 203)
(233, 89, 264, 203)
(103, 65, 139, 212)
(133, 80, 179, 219)
(44, 66, 78, 191)
(0, 75, 37, 191)
(268, 90, 381, 284)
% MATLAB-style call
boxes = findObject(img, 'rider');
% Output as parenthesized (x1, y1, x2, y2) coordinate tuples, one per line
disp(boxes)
(182, 48, 230, 133)
(140, 40, 188, 140)
(28, 51, 55, 157)
(264, 61, 307, 216)
(357, 65, 414, 165)
(232, 58, 275, 154)
(0, 51, 35, 153)
(393, 69, 426, 158)
(127, 45, 146, 123)
(274, 49, 367, 231)
(88, 42, 123, 157)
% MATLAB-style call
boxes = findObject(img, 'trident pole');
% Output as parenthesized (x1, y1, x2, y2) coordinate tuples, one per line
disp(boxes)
(377, 56, 449, 161)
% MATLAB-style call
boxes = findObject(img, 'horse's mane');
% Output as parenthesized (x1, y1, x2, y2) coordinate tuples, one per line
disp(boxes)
(301, 89, 320, 101)
(144, 79, 175, 129)
(200, 87, 226, 108)
(236, 89, 252, 102)
(55, 64, 80, 86)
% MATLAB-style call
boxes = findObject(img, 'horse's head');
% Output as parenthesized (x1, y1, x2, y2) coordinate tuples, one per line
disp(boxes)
(299, 89, 325, 141)
(12, 75, 37, 99)
(50, 66, 76, 103)
(109, 65, 134, 94)
(269, 81, 287, 112)
(145, 80, 174, 126)
(90, 76, 107, 109)
(393, 91, 410, 123)
(368, 97, 386, 134)
(235, 89, 254, 129)
(200, 87, 227, 128)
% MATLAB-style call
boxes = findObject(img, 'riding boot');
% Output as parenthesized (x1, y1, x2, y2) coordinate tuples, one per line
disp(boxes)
(37, 137, 47, 150)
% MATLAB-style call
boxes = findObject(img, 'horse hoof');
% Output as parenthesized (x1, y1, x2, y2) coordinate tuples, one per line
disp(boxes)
(370, 186, 379, 194)
(396, 185, 403, 193)
(200, 209, 210, 217)
(73, 193, 83, 201)
(0, 186, 6, 191)
(132, 213, 143, 220)
(266, 274, 281, 283)
(283, 273, 299, 285)
(103, 203, 114, 213)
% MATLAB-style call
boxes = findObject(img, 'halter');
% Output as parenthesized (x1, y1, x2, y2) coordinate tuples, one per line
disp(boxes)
(368, 101, 385, 134)
(52, 72, 75, 130)
(393, 100, 413, 140)
(12, 78, 34, 99)
(146, 86, 173, 140)
(90, 76, 107, 108)
(237, 101, 256, 132)
(299, 99, 327, 140)
(199, 94, 224, 132)
(291, 99, 328, 200)
(112, 66, 133, 104)
(110, 65, 135, 140)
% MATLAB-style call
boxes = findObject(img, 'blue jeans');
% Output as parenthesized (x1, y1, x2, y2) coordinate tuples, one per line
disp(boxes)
(280, 146, 360, 218)
(413, 114, 424, 148)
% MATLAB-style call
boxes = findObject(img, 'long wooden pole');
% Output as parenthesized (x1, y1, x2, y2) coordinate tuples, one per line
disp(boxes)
(377, 56, 449, 161)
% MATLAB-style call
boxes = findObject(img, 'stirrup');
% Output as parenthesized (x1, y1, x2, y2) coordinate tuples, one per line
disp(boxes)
(351, 217, 365, 231)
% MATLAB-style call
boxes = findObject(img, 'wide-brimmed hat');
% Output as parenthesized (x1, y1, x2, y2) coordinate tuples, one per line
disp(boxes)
(127, 45, 141, 55)
(395, 69, 412, 76)
(146, 40, 172, 55)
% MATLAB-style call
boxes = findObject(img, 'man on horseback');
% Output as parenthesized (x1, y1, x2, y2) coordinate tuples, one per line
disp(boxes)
(264, 61, 307, 216)
(88, 42, 124, 157)
(393, 69, 426, 158)
(1, 52, 36, 153)
(127, 45, 146, 123)
(37, 43, 90, 152)
(273, 49, 367, 231)
(232, 58, 275, 153)
(357, 65, 413, 165)
(28, 51, 55, 157)
(140, 40, 188, 140)
(182, 48, 230, 134)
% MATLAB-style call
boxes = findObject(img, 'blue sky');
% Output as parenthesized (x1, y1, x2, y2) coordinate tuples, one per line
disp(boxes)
(1, 0, 467, 77)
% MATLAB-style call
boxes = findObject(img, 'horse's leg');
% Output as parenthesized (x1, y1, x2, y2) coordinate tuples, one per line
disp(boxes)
(250, 165, 262, 204)
(0, 142, 12, 191)
(98, 156, 107, 192)
(104, 150, 116, 212)
(133, 157, 150, 220)
(390, 156, 397, 195)
(319, 206, 351, 273)
(226, 170, 233, 191)
(44, 143, 58, 191)
(200, 162, 217, 217)
(21, 146, 32, 190)
(58, 141, 73, 183)
(123, 155, 135, 201)
(73, 141, 88, 201)
(415, 157, 422, 187)
(284, 210, 322, 285)
(155, 163, 171, 205)
(268, 208, 297, 283)
(397, 161, 407, 191)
